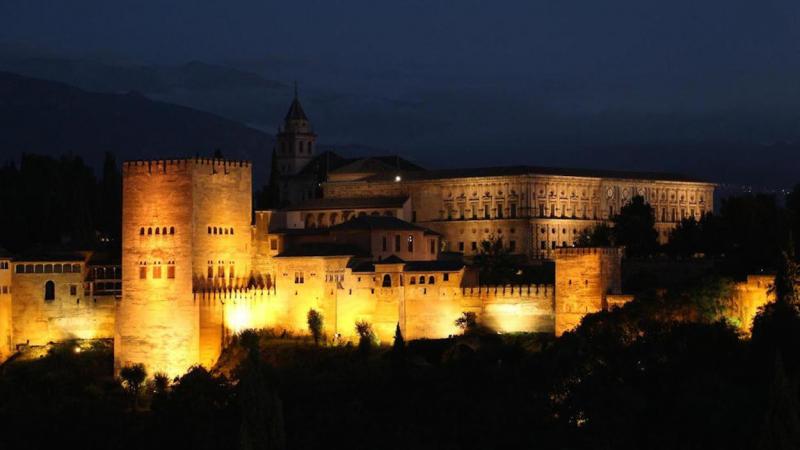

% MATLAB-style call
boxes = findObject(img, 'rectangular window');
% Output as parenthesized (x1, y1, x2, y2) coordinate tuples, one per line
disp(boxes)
(430, 239, 436, 254)
(218, 265, 224, 278)
(551, 241, 556, 249)
(496, 204, 504, 218)
(167, 265, 175, 279)
(395, 235, 401, 252)
(541, 240, 546, 250)
(153, 266, 161, 279)
(471, 207, 477, 219)
(407, 235, 414, 252)
(1, 286, 7, 294)
(412, 211, 417, 222)
(69, 285, 77, 296)
(458, 241, 464, 251)
(550, 204, 555, 217)
(270, 239, 278, 250)
(294, 272, 304, 284)
(207, 266, 213, 279)
(509, 240, 516, 252)
(15, 265, 23, 274)
(484, 204, 490, 219)
(471, 241, 477, 251)
(382, 236, 387, 251)
(444, 273, 450, 281)
(139, 266, 147, 280)
(459, 204, 465, 220)
(510, 204, 517, 218)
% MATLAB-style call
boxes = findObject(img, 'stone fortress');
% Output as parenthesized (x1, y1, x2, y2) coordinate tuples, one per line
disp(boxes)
(0, 94, 772, 377)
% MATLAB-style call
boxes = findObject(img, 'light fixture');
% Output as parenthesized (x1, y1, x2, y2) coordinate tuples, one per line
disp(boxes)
(394, 175, 402, 182)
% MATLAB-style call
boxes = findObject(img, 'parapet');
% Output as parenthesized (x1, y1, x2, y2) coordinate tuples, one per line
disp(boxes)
(461, 284, 554, 298)
(122, 157, 252, 175)
(551, 247, 623, 258)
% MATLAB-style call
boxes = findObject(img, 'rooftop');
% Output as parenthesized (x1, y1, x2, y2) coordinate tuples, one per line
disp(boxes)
(329, 215, 440, 235)
(275, 243, 367, 258)
(359, 165, 708, 184)
(287, 196, 409, 211)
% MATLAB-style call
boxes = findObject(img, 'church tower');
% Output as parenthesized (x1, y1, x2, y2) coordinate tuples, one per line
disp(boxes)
(274, 86, 316, 177)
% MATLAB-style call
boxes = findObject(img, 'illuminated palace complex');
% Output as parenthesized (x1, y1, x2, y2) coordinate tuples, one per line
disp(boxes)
(0, 95, 771, 377)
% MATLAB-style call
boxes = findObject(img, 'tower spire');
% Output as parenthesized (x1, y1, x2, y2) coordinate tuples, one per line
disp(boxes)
(294, 80, 298, 99)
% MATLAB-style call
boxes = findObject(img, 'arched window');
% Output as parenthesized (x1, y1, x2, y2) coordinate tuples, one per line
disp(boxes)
(213, 227, 218, 235)
(419, 276, 425, 285)
(410, 277, 416, 285)
(428, 276, 435, 284)
(148, 227, 152, 235)
(208, 226, 212, 234)
(44, 280, 55, 301)
(382, 274, 392, 287)
(224, 228, 229, 235)
(170, 227, 175, 235)
(140, 228, 145, 235)
(162, 227, 167, 235)
(230, 228, 234, 235)
(155, 227, 160, 235)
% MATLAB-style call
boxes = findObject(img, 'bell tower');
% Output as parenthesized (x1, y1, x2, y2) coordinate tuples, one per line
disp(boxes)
(274, 85, 316, 177)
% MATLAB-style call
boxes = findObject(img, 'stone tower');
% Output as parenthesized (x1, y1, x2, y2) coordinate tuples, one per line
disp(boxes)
(553, 247, 623, 336)
(116, 158, 252, 378)
(274, 86, 317, 178)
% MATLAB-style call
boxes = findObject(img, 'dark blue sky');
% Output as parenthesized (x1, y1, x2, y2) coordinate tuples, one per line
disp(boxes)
(1, 0, 799, 187)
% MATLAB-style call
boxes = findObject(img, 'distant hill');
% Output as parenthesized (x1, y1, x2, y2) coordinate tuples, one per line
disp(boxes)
(0, 71, 274, 183)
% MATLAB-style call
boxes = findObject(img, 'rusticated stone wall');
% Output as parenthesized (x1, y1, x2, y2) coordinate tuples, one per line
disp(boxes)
(553, 247, 625, 336)
(0, 257, 13, 360)
(11, 264, 115, 348)
(118, 160, 197, 378)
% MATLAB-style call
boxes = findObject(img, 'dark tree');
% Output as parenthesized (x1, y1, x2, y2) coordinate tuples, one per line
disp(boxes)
(97, 152, 121, 241)
(473, 236, 517, 284)
(757, 354, 800, 450)
(306, 309, 324, 345)
(612, 195, 659, 257)
(392, 322, 405, 353)
(355, 320, 375, 354)
(454, 311, 478, 334)
(119, 363, 147, 410)
(575, 223, 613, 247)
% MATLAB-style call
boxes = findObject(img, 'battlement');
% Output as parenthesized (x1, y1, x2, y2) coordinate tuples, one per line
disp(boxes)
(552, 247, 623, 258)
(122, 157, 252, 175)
(461, 284, 553, 297)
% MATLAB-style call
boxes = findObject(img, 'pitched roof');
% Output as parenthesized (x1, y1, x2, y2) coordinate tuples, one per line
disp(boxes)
(375, 255, 405, 264)
(275, 243, 366, 258)
(361, 165, 708, 183)
(329, 155, 425, 175)
(329, 215, 440, 235)
(287, 196, 409, 211)
(404, 260, 465, 272)
(284, 96, 308, 122)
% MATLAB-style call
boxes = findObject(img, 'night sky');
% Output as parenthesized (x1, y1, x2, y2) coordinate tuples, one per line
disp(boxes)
(1, 0, 799, 188)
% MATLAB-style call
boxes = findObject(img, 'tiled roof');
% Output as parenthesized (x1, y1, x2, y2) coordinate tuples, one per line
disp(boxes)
(284, 96, 308, 122)
(375, 255, 405, 264)
(361, 165, 708, 183)
(404, 260, 465, 272)
(329, 155, 425, 175)
(329, 216, 440, 235)
(287, 196, 409, 211)
(275, 243, 366, 257)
